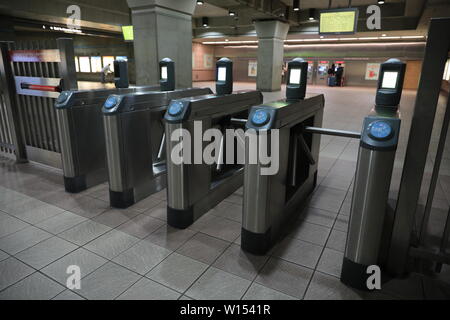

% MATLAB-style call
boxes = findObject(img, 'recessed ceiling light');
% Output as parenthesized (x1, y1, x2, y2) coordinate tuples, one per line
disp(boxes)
(229, 11, 236, 16)
(196, 0, 204, 5)
(378, 0, 385, 4)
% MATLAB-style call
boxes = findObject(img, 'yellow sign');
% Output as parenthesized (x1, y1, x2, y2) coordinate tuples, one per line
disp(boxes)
(122, 26, 134, 41)
(320, 10, 357, 34)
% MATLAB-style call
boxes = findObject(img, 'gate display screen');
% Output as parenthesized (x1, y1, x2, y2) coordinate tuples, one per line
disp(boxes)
(289, 69, 301, 85)
(161, 66, 168, 80)
(381, 71, 398, 89)
(218, 67, 227, 81)
(320, 8, 358, 35)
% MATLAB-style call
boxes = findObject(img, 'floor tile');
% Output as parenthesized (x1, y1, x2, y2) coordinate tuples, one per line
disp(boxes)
(198, 216, 241, 242)
(0, 250, 9, 262)
(69, 196, 109, 219)
(143, 201, 167, 221)
(326, 229, 347, 252)
(113, 241, 171, 275)
(35, 211, 87, 235)
(16, 236, 78, 269)
(186, 267, 251, 300)
(273, 238, 323, 269)
(255, 257, 313, 299)
(243, 283, 297, 300)
(84, 229, 139, 260)
(289, 221, 331, 246)
(128, 196, 162, 213)
(52, 289, 85, 300)
(92, 208, 139, 228)
(177, 233, 229, 264)
(117, 277, 180, 300)
(316, 248, 344, 278)
(300, 207, 337, 228)
(145, 225, 196, 250)
(77, 262, 141, 300)
(308, 186, 347, 213)
(213, 244, 269, 281)
(147, 253, 208, 292)
(334, 214, 349, 232)
(0, 214, 30, 238)
(0, 272, 65, 300)
(304, 272, 363, 300)
(15, 203, 64, 225)
(0, 225, 52, 255)
(0, 257, 35, 291)
(41, 248, 107, 285)
(117, 214, 165, 239)
(59, 220, 111, 246)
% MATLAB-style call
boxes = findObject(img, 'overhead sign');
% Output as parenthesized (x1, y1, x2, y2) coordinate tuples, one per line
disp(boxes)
(121, 26, 134, 41)
(319, 8, 359, 35)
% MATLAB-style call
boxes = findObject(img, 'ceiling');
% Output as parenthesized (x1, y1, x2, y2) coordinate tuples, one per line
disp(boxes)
(191, 0, 445, 42)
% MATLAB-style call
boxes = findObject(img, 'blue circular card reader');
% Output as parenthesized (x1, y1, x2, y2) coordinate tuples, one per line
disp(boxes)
(104, 96, 118, 109)
(252, 110, 270, 126)
(56, 92, 69, 104)
(368, 121, 393, 140)
(168, 102, 184, 116)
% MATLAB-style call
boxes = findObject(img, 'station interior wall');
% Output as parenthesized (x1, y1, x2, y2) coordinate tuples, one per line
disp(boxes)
(9, 30, 449, 92)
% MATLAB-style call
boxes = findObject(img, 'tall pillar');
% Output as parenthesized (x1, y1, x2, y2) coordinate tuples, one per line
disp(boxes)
(255, 20, 289, 92)
(127, 0, 196, 88)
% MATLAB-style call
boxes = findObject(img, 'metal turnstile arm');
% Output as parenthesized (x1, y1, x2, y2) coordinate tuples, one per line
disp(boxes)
(304, 126, 361, 139)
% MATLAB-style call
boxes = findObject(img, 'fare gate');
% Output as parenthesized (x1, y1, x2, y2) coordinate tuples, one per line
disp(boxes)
(0, 38, 77, 167)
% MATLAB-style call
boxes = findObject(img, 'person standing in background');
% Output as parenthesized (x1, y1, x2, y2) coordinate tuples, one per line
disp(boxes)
(336, 63, 344, 87)
(100, 63, 111, 83)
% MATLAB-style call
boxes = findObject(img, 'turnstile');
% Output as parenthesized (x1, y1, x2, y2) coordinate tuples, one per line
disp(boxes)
(102, 87, 212, 208)
(341, 110, 401, 290)
(55, 85, 159, 193)
(241, 94, 325, 255)
(165, 90, 263, 228)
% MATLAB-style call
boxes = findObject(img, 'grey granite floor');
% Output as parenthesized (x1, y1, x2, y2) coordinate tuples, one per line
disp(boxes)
(0, 84, 449, 300)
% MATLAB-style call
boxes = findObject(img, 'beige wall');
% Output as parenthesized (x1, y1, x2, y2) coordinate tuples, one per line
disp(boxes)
(192, 43, 215, 81)
(404, 60, 422, 90)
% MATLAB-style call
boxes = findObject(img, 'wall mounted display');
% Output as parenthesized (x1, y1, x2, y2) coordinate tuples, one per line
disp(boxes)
(365, 63, 381, 80)
(248, 60, 257, 77)
(204, 54, 213, 69)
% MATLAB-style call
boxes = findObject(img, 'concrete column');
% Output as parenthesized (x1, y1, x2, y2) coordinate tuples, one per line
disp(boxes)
(255, 20, 289, 92)
(127, 0, 196, 87)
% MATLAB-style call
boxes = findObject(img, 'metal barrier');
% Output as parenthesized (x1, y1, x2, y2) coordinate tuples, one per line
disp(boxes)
(54, 85, 160, 193)
(0, 90, 15, 158)
(241, 94, 325, 254)
(102, 87, 212, 208)
(165, 90, 263, 228)
(0, 38, 77, 167)
(387, 18, 450, 275)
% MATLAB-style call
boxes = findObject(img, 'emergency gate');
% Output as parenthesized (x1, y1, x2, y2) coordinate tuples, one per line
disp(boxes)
(0, 38, 77, 167)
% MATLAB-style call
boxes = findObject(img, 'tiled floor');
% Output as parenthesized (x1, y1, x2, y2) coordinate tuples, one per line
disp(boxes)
(0, 84, 449, 300)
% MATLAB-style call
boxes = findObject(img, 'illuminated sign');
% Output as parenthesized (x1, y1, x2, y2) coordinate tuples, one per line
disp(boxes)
(319, 8, 358, 35)
(79, 56, 91, 73)
(122, 26, 134, 41)
(161, 66, 168, 80)
(90, 56, 102, 73)
(381, 71, 398, 89)
(218, 67, 226, 81)
(289, 69, 301, 85)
